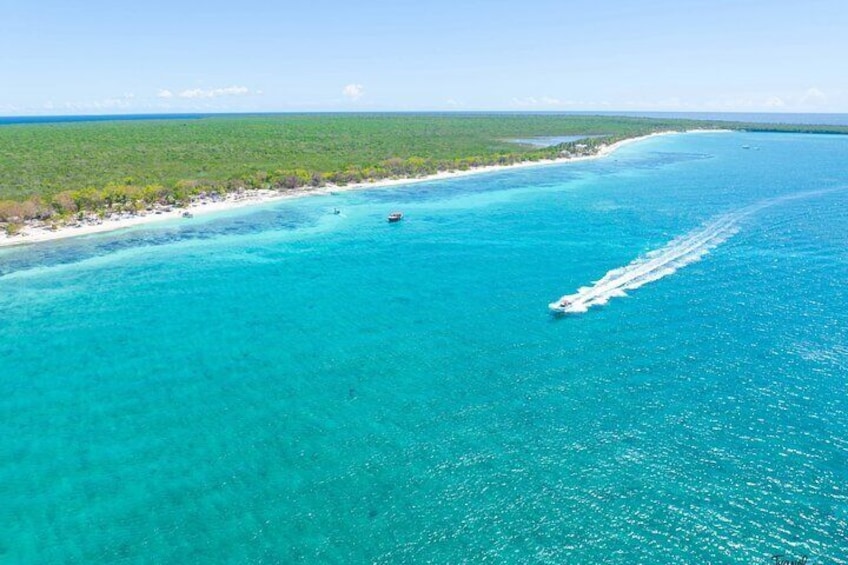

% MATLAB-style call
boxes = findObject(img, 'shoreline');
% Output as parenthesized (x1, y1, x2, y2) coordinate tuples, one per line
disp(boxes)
(0, 129, 725, 248)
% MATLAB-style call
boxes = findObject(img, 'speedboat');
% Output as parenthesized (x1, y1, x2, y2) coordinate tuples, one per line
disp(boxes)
(387, 212, 403, 223)
(548, 298, 574, 314)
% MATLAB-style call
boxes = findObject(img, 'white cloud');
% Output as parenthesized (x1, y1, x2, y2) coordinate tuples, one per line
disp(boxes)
(512, 97, 536, 107)
(704, 96, 757, 110)
(657, 97, 684, 108)
(800, 87, 826, 106)
(176, 86, 253, 99)
(92, 97, 135, 109)
(157, 86, 256, 100)
(511, 96, 573, 108)
(764, 96, 786, 108)
(342, 84, 364, 100)
(178, 89, 207, 99)
(33, 93, 142, 114)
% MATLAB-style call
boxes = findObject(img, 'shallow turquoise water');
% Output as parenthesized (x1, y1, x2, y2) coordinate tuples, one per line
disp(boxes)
(1, 132, 846, 563)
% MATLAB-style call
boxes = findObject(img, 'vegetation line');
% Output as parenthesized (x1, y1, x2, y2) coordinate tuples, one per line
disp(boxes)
(0, 113, 845, 236)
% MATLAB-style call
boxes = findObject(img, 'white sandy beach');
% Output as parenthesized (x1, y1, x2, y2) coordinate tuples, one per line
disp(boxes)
(0, 130, 728, 248)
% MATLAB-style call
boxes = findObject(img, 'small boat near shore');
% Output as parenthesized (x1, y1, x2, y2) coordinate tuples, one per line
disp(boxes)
(387, 212, 403, 223)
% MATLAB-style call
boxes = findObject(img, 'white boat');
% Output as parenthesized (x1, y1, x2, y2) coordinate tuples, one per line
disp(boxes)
(549, 298, 573, 314)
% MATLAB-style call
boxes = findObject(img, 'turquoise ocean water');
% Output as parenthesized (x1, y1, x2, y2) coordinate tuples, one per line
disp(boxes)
(1, 132, 846, 563)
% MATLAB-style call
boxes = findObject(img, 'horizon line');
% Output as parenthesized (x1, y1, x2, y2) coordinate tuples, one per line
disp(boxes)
(3, 109, 848, 121)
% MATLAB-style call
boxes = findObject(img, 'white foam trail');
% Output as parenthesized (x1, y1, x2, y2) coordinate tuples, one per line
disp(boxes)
(549, 188, 845, 315)
(549, 215, 741, 313)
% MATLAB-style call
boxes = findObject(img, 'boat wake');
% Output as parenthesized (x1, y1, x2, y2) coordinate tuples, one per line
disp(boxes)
(549, 214, 741, 314)
(549, 188, 843, 315)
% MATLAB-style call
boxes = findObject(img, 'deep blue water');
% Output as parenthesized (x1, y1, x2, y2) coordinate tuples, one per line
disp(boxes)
(593, 111, 848, 126)
(1, 132, 846, 563)
(2, 111, 848, 127)
(0, 114, 215, 126)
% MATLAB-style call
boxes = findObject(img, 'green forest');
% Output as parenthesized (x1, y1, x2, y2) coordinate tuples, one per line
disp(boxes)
(1, 113, 846, 230)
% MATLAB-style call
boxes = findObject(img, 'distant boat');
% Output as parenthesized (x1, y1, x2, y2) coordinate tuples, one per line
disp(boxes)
(742, 145, 751, 149)
(387, 212, 403, 223)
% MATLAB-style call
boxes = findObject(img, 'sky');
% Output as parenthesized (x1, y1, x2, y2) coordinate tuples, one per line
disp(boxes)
(2, 0, 847, 115)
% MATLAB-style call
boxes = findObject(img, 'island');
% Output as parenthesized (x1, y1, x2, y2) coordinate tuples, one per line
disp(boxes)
(1, 113, 846, 245)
